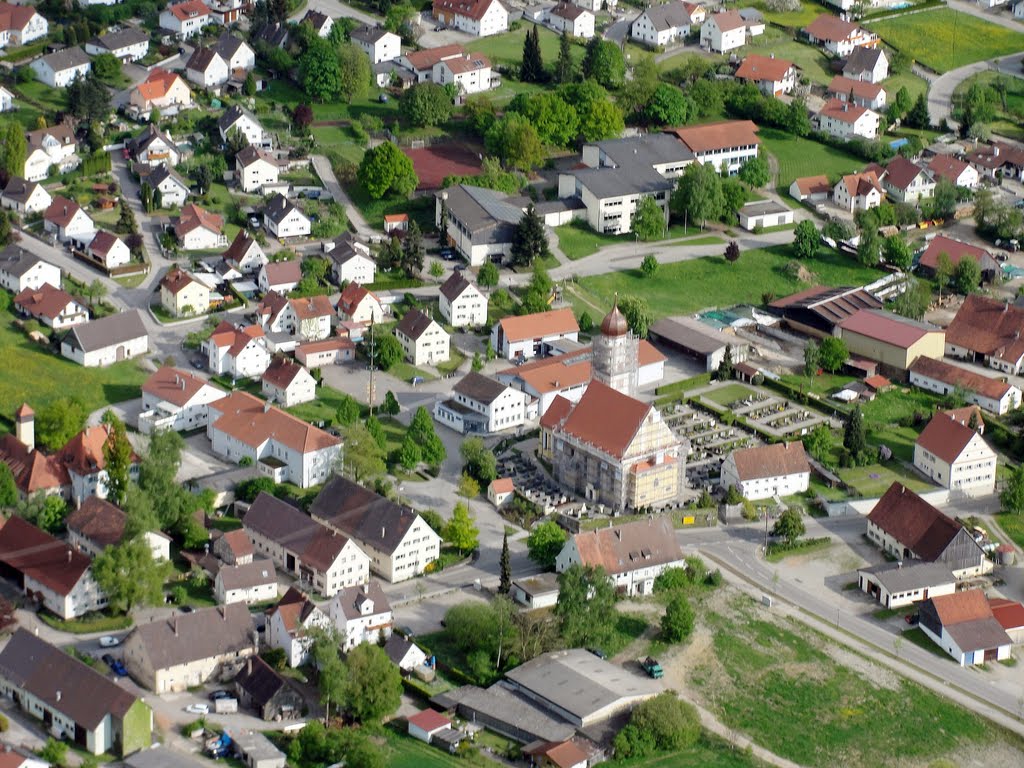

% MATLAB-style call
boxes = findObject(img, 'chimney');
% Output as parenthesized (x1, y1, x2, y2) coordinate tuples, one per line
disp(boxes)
(67, 549, 72, 563)
(264, 400, 272, 413)
(247, 658, 253, 675)
(15, 403, 34, 453)
(55, 690, 61, 702)
(993, 145, 1000, 157)
(381, 526, 386, 539)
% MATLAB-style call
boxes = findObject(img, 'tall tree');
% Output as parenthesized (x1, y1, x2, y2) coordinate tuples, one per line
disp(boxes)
(556, 564, 617, 648)
(793, 220, 818, 260)
(857, 227, 880, 266)
(672, 162, 724, 229)
(771, 507, 805, 545)
(717, 344, 734, 381)
(357, 142, 418, 200)
(555, 29, 574, 84)
(1001, 465, 1024, 515)
(520, 25, 544, 83)
(510, 204, 549, 267)
(581, 38, 624, 89)
(92, 538, 172, 614)
(101, 412, 132, 507)
(0, 120, 27, 184)
(738, 155, 770, 188)
(400, 82, 453, 127)
(341, 424, 386, 483)
(0, 463, 16, 509)
(300, 37, 343, 102)
(803, 339, 820, 378)
(36, 398, 87, 451)
(344, 643, 402, 722)
(935, 252, 954, 301)
(445, 502, 479, 554)
(906, 93, 930, 129)
(499, 532, 511, 593)
(661, 594, 694, 643)
(310, 628, 347, 722)
(954, 257, 981, 294)
(401, 220, 424, 276)
(883, 235, 912, 270)
(632, 196, 665, 241)
(843, 405, 867, 461)
(338, 42, 372, 103)
(818, 336, 848, 373)
(617, 295, 652, 338)
(527, 520, 567, 569)
(485, 114, 545, 171)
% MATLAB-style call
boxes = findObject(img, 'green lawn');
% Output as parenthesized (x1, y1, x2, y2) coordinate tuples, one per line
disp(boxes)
(995, 513, 1024, 550)
(738, 29, 834, 86)
(470, 24, 586, 69)
(881, 70, 930, 109)
(692, 597, 1017, 768)
(760, 127, 864, 189)
(606, 734, 769, 768)
(702, 383, 757, 407)
(0, 311, 149, 424)
(952, 71, 1024, 142)
(555, 221, 698, 260)
(837, 463, 932, 497)
(867, 9, 1024, 73)
(753, 0, 826, 29)
(575, 245, 882, 319)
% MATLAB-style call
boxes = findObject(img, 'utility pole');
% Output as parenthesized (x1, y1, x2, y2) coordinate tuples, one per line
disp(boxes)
(367, 318, 376, 415)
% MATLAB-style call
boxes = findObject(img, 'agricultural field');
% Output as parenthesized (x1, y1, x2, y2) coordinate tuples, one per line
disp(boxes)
(867, 9, 1024, 73)
(760, 127, 864, 189)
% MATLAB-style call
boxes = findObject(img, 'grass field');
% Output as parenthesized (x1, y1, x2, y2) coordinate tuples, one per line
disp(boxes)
(0, 311, 148, 427)
(837, 463, 932, 497)
(739, 29, 834, 86)
(692, 596, 1018, 767)
(753, 0, 826, 28)
(995, 513, 1024, 550)
(702, 383, 757, 407)
(470, 24, 586, 69)
(760, 127, 865, 189)
(573, 245, 882, 319)
(555, 221, 698, 260)
(867, 9, 1024, 73)
(952, 71, 1024, 141)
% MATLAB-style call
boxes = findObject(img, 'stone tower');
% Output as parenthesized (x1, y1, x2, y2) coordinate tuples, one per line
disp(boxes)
(592, 301, 638, 396)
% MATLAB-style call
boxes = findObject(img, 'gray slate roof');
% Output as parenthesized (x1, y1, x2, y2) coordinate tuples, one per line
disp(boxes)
(0, 245, 49, 277)
(213, 32, 249, 60)
(453, 371, 507, 404)
(89, 28, 149, 53)
(129, 603, 255, 670)
(639, 1, 692, 32)
(332, 581, 390, 621)
(844, 46, 884, 74)
(38, 46, 91, 72)
(263, 193, 303, 225)
(859, 561, 955, 594)
(395, 307, 437, 341)
(590, 133, 694, 168)
(351, 24, 392, 43)
(218, 558, 277, 591)
(63, 309, 147, 353)
(310, 476, 427, 556)
(1, 177, 41, 204)
(572, 163, 674, 200)
(436, 184, 524, 242)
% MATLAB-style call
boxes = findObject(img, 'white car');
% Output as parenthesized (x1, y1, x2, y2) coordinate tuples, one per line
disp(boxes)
(184, 703, 209, 715)
(98, 636, 120, 648)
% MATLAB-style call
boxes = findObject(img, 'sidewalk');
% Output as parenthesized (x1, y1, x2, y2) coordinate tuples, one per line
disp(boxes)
(311, 154, 373, 237)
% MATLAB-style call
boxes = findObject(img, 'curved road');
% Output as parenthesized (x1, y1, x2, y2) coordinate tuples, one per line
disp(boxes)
(928, 52, 1024, 129)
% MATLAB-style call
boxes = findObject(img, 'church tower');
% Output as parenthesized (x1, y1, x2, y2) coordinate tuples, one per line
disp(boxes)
(592, 300, 638, 396)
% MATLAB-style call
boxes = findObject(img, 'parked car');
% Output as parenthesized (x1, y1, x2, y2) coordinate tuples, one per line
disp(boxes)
(904, 613, 920, 626)
(185, 703, 210, 715)
(248, 215, 261, 229)
(639, 657, 664, 678)
(101, 653, 115, 667)
(102, 655, 128, 676)
(98, 636, 120, 648)
(180, 605, 194, 613)
(209, 690, 233, 702)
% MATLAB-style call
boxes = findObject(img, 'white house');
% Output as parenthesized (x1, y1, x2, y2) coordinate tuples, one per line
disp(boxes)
(141, 164, 190, 209)
(261, 357, 317, 406)
(266, 588, 332, 668)
(302, 9, 334, 37)
(630, 0, 692, 47)
(920, 590, 1012, 666)
(236, 146, 280, 193)
(85, 28, 150, 61)
(0, 3, 48, 49)
(720, 442, 809, 501)
(174, 203, 227, 251)
(325, 234, 376, 284)
(910, 358, 1020, 416)
(492, 308, 579, 360)
(385, 634, 428, 672)
(13, 283, 88, 330)
(857, 561, 956, 610)
(0, 85, 12, 112)
(258, 260, 302, 295)
(550, 3, 594, 38)
(256, 292, 333, 341)
(439, 272, 488, 327)
(816, 99, 879, 140)
(0, 246, 61, 294)
(213, 32, 255, 71)
(434, 371, 529, 434)
(30, 47, 91, 88)
(185, 47, 229, 88)
(159, 0, 212, 38)
(509, 573, 560, 609)
(139, 366, 227, 434)
(219, 105, 270, 148)
(206, 322, 271, 379)
(130, 68, 194, 114)
(700, 10, 747, 53)
(432, 53, 493, 94)
(734, 54, 798, 97)
(804, 14, 878, 58)
(43, 196, 94, 243)
(878, 156, 934, 203)
(223, 230, 267, 274)
(670, 120, 759, 174)
(86, 230, 131, 270)
(927, 155, 979, 190)
(826, 75, 886, 111)
(914, 412, 997, 497)
(207, 392, 341, 487)
(407, 710, 453, 745)
(395, 308, 450, 366)
(1, 177, 52, 214)
(337, 282, 385, 323)
(555, 518, 685, 596)
(432, 0, 509, 36)
(263, 193, 311, 239)
(833, 171, 883, 212)
(399, 44, 466, 82)
(842, 46, 888, 84)
(351, 25, 401, 63)
(329, 582, 393, 652)
(128, 125, 182, 168)
(24, 123, 77, 182)
(60, 310, 148, 367)
(214, 559, 278, 605)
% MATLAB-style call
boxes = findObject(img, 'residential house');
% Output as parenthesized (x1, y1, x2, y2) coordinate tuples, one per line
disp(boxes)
(407, 710, 453, 745)
(385, 634, 428, 672)
(0, 516, 107, 618)
(218, 105, 270, 148)
(910, 356, 1021, 416)
(965, 141, 1024, 182)
(213, 32, 255, 72)
(918, 235, 997, 284)
(857, 561, 956, 610)
(243, 492, 370, 596)
(914, 411, 997, 496)
(439, 272, 488, 327)
(990, 598, 1024, 643)
(435, 183, 525, 265)
(302, 9, 334, 37)
(207, 0, 244, 25)
(336, 282, 385, 323)
(0, 84, 12, 111)
(920, 590, 1012, 666)
(433, 53, 494, 94)
(43, 196, 94, 243)
(630, 0, 693, 47)
(85, 28, 150, 61)
(833, 170, 883, 212)
(261, 357, 316, 406)
(865, 482, 991, 578)
(128, 125, 182, 167)
(735, 54, 798, 96)
(668, 119, 760, 174)
(0, 247, 60, 293)
(223, 230, 267, 274)
(836, 308, 944, 371)
(329, 581, 393, 651)
(253, 20, 289, 48)
(556, 517, 685, 596)
(235, 146, 279, 194)
(129, 69, 193, 114)
(842, 45, 888, 84)
(266, 588, 331, 667)
(351, 25, 401, 63)
(23, 122, 77, 181)
(432, 0, 509, 36)
(30, 47, 91, 88)
(214, 559, 278, 605)
(434, 371, 529, 434)
(826, 75, 886, 110)
(159, 0, 212, 38)
(510, 572, 560, 609)
(87, 230, 132, 270)
(185, 47, 229, 89)
(399, 44, 465, 82)
(0, 3, 48, 48)
(719, 441, 810, 501)
(815, 99, 880, 140)
(233, 657, 303, 721)
(60, 310, 149, 367)
(492, 308, 580, 360)
(213, 529, 254, 566)
(256, 292, 334, 341)
(296, 337, 356, 368)
(803, 14, 878, 57)
(160, 267, 210, 317)
(927, 155, 979, 189)
(139, 164, 190, 208)
(878, 156, 934, 203)
(310, 476, 443, 583)
(488, 477, 515, 508)
(325, 233, 375, 284)
(546, 381, 685, 512)
(395, 308, 450, 366)
(206, 322, 271, 379)
(139, 366, 227, 434)
(263, 193, 311, 239)
(258, 260, 301, 295)
(122, 604, 258, 693)
(174, 203, 227, 250)
(207, 391, 341, 487)
(13, 283, 87, 329)
(60, 423, 141, 507)
(67, 497, 171, 561)
(0, 630, 151, 757)
(788, 174, 833, 203)
(550, 4, 594, 38)
(1, 177, 51, 214)
(700, 11, 748, 53)
(946, 294, 1024, 374)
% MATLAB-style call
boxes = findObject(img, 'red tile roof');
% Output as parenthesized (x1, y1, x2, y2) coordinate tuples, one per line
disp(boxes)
(135, 68, 186, 101)
(818, 98, 871, 124)
(261, 357, 310, 389)
(0, 516, 92, 597)
(290, 294, 334, 320)
(708, 9, 745, 31)
(827, 75, 883, 102)
(909, 356, 1012, 402)
(432, 0, 499, 21)
(945, 294, 1024, 364)
(88, 230, 124, 258)
(571, 517, 683, 576)
(174, 203, 223, 237)
(926, 154, 972, 185)
(539, 395, 573, 430)
(160, 266, 199, 295)
(867, 482, 966, 561)
(930, 589, 993, 625)
(0, 2, 41, 34)
(403, 44, 464, 71)
(838, 308, 940, 350)
(219, 528, 254, 559)
(337, 282, 380, 315)
(0, 434, 67, 494)
(804, 13, 861, 42)
(916, 411, 984, 464)
(882, 156, 928, 191)
(407, 709, 451, 732)
(527, 741, 590, 768)
(498, 308, 579, 343)
(143, 366, 220, 407)
(167, 0, 210, 21)
(839, 170, 882, 197)
(668, 120, 760, 153)
(735, 54, 795, 83)
(557, 381, 651, 459)
(14, 283, 78, 322)
(262, 260, 301, 287)
(209, 391, 340, 454)
(792, 175, 831, 197)
(490, 477, 514, 494)
(989, 598, 1024, 631)
(57, 424, 137, 478)
(728, 441, 808, 482)
(66, 497, 127, 549)
(919, 235, 990, 271)
(44, 196, 85, 228)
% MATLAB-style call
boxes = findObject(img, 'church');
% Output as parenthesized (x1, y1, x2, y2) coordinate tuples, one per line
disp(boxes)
(540, 304, 686, 512)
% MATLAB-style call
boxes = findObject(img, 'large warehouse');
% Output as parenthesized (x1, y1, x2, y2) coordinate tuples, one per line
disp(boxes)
(649, 316, 750, 372)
